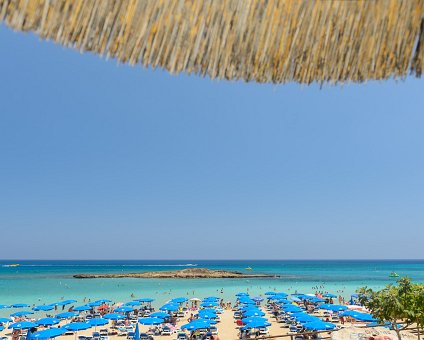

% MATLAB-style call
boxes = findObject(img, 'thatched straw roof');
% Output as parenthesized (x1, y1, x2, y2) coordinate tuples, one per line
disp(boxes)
(1, 0, 423, 84)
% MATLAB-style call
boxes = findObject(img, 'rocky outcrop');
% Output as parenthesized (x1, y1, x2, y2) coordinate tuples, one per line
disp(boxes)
(73, 268, 278, 279)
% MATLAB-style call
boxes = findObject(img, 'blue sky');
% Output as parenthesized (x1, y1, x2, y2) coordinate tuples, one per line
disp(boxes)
(0, 25, 423, 260)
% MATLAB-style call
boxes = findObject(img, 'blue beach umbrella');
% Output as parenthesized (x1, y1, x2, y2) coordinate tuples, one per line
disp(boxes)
(323, 294, 338, 298)
(193, 318, 216, 325)
(33, 305, 54, 312)
(63, 322, 92, 331)
(294, 314, 321, 323)
(180, 323, 204, 331)
(124, 301, 141, 306)
(282, 305, 303, 313)
(72, 305, 92, 312)
(159, 304, 179, 312)
(0, 317, 12, 323)
(240, 305, 261, 311)
(53, 300, 77, 306)
(103, 313, 125, 320)
(32, 328, 67, 339)
(300, 295, 316, 300)
(56, 312, 78, 319)
(238, 305, 258, 311)
(138, 317, 164, 325)
(303, 321, 337, 331)
(198, 314, 216, 320)
(170, 297, 188, 304)
(274, 292, 288, 297)
(288, 312, 309, 320)
(8, 321, 38, 329)
(242, 320, 271, 330)
(205, 296, 220, 300)
(318, 304, 333, 310)
(243, 310, 265, 317)
(136, 298, 154, 303)
(252, 297, 264, 302)
(235, 293, 249, 296)
(277, 299, 292, 304)
(181, 320, 212, 331)
(87, 301, 102, 307)
(200, 302, 218, 307)
(319, 304, 347, 312)
(10, 311, 34, 317)
(87, 318, 109, 327)
(269, 294, 288, 301)
(202, 299, 219, 304)
(238, 297, 255, 304)
(339, 310, 359, 317)
(200, 308, 217, 313)
(134, 324, 140, 340)
(149, 312, 169, 319)
(241, 317, 268, 324)
(238, 296, 252, 300)
(114, 306, 135, 313)
(36, 318, 60, 326)
(202, 318, 216, 325)
(95, 299, 112, 304)
(265, 292, 276, 296)
(0, 305, 10, 309)
(11, 304, 31, 308)
(350, 313, 376, 322)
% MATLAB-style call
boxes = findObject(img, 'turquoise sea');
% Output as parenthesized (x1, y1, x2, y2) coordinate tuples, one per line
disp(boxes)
(1, 260, 424, 317)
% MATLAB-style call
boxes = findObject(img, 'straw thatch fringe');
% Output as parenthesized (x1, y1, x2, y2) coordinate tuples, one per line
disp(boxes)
(412, 17, 424, 77)
(0, 0, 423, 84)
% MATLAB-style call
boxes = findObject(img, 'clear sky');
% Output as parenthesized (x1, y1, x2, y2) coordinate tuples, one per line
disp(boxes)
(0, 25, 423, 260)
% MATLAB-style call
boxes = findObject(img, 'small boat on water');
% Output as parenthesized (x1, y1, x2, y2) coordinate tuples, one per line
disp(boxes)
(389, 272, 399, 278)
(245, 267, 253, 271)
(2, 263, 20, 267)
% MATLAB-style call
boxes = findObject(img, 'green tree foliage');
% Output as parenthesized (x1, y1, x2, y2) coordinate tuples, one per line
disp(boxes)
(357, 277, 424, 340)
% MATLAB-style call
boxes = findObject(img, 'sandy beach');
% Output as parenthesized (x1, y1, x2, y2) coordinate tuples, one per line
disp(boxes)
(0, 309, 337, 340)
(0, 298, 375, 340)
